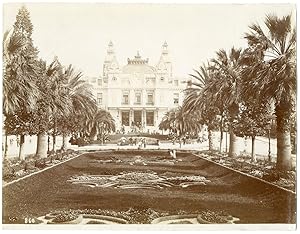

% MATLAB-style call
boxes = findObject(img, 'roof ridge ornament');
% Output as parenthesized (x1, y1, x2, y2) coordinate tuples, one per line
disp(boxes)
(162, 41, 168, 55)
(135, 50, 141, 59)
(128, 51, 149, 65)
(107, 40, 114, 55)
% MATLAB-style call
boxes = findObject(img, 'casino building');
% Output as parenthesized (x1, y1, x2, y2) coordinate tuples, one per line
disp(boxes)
(86, 41, 187, 133)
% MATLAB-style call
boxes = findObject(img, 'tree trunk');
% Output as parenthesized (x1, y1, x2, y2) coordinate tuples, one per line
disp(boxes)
(18, 134, 26, 160)
(228, 104, 239, 157)
(225, 131, 228, 152)
(52, 120, 57, 152)
(36, 132, 48, 158)
(4, 133, 8, 159)
(277, 132, 292, 170)
(208, 129, 213, 151)
(61, 132, 68, 151)
(251, 136, 256, 162)
(52, 134, 56, 152)
(228, 128, 238, 157)
(219, 115, 223, 152)
(208, 129, 218, 151)
(47, 135, 50, 153)
(276, 103, 292, 171)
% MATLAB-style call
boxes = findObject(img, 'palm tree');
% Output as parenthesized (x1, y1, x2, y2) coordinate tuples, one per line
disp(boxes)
(3, 29, 40, 160)
(183, 64, 220, 151)
(159, 106, 202, 145)
(87, 109, 116, 144)
(210, 48, 243, 157)
(3, 30, 25, 159)
(34, 59, 69, 158)
(158, 108, 178, 138)
(158, 114, 170, 134)
(56, 65, 98, 151)
(242, 14, 296, 171)
(159, 109, 176, 133)
(46, 58, 69, 153)
(174, 106, 202, 137)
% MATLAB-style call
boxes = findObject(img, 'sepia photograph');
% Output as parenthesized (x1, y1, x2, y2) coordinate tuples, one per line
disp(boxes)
(1, 0, 297, 230)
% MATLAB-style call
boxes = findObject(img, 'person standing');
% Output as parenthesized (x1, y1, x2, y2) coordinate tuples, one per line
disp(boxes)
(169, 149, 176, 159)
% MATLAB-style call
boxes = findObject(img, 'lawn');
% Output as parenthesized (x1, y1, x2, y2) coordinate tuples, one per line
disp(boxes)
(3, 150, 296, 224)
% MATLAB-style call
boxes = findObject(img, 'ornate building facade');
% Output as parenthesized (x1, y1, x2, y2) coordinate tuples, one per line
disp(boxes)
(87, 41, 186, 133)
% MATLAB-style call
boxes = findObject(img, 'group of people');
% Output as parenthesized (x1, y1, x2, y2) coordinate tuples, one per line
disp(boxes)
(197, 131, 208, 143)
(127, 137, 147, 149)
(119, 123, 144, 135)
(119, 137, 148, 149)
(168, 133, 190, 147)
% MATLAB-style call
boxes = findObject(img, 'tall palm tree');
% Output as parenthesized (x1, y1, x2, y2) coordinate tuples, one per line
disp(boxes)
(57, 65, 98, 151)
(34, 59, 70, 158)
(3, 30, 40, 160)
(183, 64, 220, 151)
(242, 14, 296, 171)
(3, 30, 24, 159)
(46, 58, 69, 153)
(210, 48, 243, 157)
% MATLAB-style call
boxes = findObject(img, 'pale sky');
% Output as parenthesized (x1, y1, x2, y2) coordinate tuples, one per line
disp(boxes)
(3, 3, 296, 78)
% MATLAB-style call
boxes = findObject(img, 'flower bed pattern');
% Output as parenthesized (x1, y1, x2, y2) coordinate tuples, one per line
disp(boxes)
(196, 151, 295, 192)
(91, 155, 177, 166)
(3, 150, 80, 185)
(36, 208, 238, 224)
(68, 171, 210, 189)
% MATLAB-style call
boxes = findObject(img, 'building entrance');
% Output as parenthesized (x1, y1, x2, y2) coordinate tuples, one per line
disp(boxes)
(133, 111, 142, 127)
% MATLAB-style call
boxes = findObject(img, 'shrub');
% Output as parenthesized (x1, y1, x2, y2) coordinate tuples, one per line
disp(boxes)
(34, 159, 46, 169)
(52, 211, 79, 223)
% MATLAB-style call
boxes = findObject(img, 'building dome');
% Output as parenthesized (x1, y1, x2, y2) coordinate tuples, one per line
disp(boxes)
(122, 51, 156, 74)
(122, 64, 156, 74)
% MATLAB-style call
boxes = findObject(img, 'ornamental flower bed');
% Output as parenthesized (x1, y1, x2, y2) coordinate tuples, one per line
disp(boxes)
(37, 208, 238, 224)
(2, 149, 80, 184)
(197, 150, 295, 192)
(68, 171, 211, 189)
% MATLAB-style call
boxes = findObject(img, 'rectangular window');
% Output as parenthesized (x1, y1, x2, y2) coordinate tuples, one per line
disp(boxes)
(122, 91, 129, 105)
(146, 111, 154, 126)
(147, 92, 154, 105)
(174, 93, 179, 104)
(135, 92, 141, 104)
(103, 77, 108, 83)
(97, 93, 103, 105)
(174, 80, 179, 86)
(121, 111, 130, 126)
(97, 79, 102, 86)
